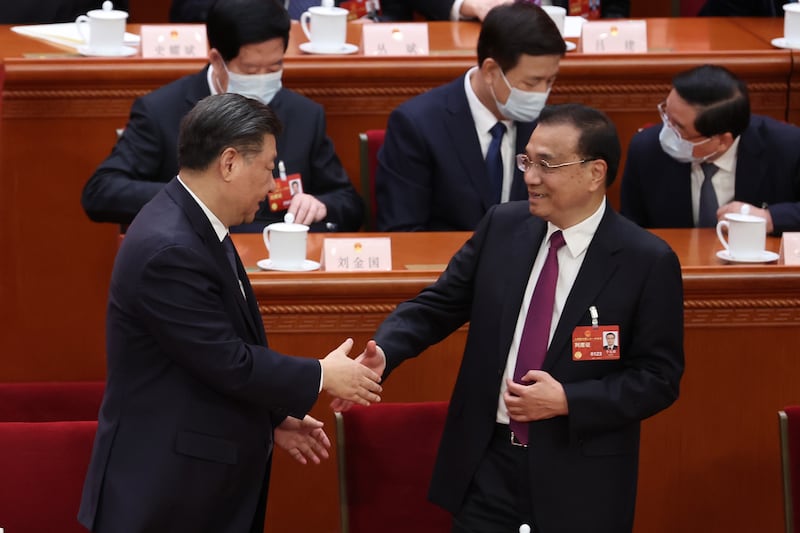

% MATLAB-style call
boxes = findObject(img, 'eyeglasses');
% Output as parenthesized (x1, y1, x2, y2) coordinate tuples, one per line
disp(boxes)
(515, 153, 597, 174)
(657, 101, 709, 143)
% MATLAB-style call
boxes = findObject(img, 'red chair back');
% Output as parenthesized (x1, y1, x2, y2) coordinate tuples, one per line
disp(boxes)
(359, 129, 386, 230)
(0, 381, 104, 422)
(336, 401, 451, 533)
(0, 421, 97, 533)
(780, 406, 800, 533)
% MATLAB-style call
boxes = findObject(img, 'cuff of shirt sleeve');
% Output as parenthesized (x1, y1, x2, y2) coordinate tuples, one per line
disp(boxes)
(451, 0, 466, 20)
(318, 360, 324, 393)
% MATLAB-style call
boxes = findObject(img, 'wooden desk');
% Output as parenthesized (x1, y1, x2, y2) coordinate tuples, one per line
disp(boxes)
(225, 229, 800, 533)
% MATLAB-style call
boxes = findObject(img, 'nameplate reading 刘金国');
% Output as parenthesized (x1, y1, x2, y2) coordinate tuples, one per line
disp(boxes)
(140, 25, 208, 58)
(580, 20, 647, 54)
(779, 232, 800, 265)
(321, 238, 392, 272)
(361, 23, 429, 56)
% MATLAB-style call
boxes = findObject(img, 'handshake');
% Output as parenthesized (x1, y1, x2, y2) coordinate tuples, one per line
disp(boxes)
(319, 338, 386, 409)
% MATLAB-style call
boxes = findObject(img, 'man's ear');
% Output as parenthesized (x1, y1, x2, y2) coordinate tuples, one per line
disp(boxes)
(587, 159, 608, 192)
(716, 132, 735, 153)
(218, 147, 238, 182)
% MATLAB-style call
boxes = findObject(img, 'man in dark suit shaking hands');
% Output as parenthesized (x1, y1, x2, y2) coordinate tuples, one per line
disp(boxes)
(78, 94, 382, 533)
(340, 104, 685, 532)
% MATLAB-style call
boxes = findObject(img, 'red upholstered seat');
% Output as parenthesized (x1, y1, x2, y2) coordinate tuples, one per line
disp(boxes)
(0, 381, 104, 422)
(0, 420, 97, 533)
(358, 129, 386, 231)
(780, 406, 800, 533)
(335, 401, 451, 533)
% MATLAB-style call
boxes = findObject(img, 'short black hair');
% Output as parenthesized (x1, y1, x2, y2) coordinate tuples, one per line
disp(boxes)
(178, 93, 282, 171)
(672, 65, 750, 139)
(206, 0, 290, 62)
(537, 103, 621, 187)
(477, 2, 566, 72)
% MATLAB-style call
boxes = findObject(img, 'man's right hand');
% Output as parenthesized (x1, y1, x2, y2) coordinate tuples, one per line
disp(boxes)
(320, 338, 382, 406)
(330, 340, 386, 412)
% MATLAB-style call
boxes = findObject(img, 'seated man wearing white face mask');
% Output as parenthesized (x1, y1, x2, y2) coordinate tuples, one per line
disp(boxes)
(375, 2, 565, 231)
(81, 0, 363, 233)
(621, 64, 800, 234)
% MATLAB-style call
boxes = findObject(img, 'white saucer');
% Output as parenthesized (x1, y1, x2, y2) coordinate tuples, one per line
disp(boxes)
(77, 45, 137, 57)
(565, 41, 577, 52)
(771, 37, 800, 50)
(298, 42, 358, 55)
(257, 259, 321, 272)
(716, 250, 780, 264)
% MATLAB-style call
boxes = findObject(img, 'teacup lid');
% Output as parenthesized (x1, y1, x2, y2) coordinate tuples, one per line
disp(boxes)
(88, 1, 129, 19)
(265, 222, 309, 232)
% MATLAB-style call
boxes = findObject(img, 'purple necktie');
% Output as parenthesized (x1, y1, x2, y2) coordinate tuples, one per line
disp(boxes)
(510, 230, 566, 445)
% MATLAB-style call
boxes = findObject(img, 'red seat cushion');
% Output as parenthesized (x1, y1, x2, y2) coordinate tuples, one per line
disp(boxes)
(0, 381, 104, 422)
(0, 421, 97, 533)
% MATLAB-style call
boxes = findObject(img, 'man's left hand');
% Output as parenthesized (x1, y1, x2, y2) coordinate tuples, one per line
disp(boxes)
(275, 415, 331, 465)
(504, 371, 568, 422)
(288, 193, 328, 226)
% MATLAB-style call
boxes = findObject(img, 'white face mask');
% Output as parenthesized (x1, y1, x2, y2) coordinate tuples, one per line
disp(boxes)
(658, 118, 715, 164)
(492, 69, 549, 123)
(223, 64, 283, 105)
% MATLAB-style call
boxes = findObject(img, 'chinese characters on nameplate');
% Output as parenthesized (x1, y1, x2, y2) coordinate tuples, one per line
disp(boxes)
(140, 25, 208, 59)
(362, 23, 429, 56)
(321, 238, 392, 272)
(580, 20, 647, 53)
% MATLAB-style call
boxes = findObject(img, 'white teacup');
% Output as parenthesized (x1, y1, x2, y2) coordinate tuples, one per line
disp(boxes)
(75, 1, 128, 55)
(785, 4, 800, 47)
(300, 5, 348, 53)
(263, 222, 309, 269)
(716, 213, 767, 260)
(542, 5, 566, 36)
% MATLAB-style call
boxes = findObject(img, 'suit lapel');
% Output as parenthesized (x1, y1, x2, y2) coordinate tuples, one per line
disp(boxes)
(165, 179, 265, 344)
(443, 77, 496, 211)
(185, 66, 213, 108)
(543, 210, 623, 370)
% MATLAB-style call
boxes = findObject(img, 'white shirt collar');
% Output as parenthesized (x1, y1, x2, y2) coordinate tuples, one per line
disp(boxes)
(177, 175, 228, 242)
(709, 135, 740, 173)
(207, 64, 220, 96)
(463, 66, 513, 135)
(546, 197, 607, 259)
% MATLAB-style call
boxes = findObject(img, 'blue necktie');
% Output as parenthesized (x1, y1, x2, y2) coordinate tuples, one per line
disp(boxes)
(288, 0, 318, 19)
(486, 122, 507, 204)
(698, 162, 719, 228)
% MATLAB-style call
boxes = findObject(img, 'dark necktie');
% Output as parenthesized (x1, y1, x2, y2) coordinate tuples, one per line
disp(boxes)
(222, 234, 240, 279)
(510, 230, 566, 445)
(486, 122, 507, 204)
(287, 0, 317, 19)
(698, 162, 719, 228)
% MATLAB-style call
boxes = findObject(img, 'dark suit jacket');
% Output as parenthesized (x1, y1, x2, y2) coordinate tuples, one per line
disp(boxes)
(376, 75, 535, 231)
(78, 179, 321, 532)
(374, 203, 684, 532)
(81, 67, 363, 231)
(620, 115, 800, 234)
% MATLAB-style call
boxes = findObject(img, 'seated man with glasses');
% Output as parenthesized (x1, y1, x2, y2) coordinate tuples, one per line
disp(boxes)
(375, 2, 565, 231)
(620, 64, 800, 234)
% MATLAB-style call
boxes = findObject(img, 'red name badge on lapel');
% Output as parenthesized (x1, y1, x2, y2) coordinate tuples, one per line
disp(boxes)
(572, 325, 620, 361)
(267, 174, 303, 212)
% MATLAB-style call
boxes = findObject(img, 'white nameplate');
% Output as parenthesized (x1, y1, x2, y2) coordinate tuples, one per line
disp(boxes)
(580, 20, 647, 54)
(779, 232, 800, 265)
(361, 23, 429, 56)
(140, 24, 208, 59)
(321, 237, 392, 272)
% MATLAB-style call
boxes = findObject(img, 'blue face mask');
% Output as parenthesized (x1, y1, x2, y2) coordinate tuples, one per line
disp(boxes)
(493, 69, 549, 123)
(224, 65, 283, 105)
(658, 119, 716, 164)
